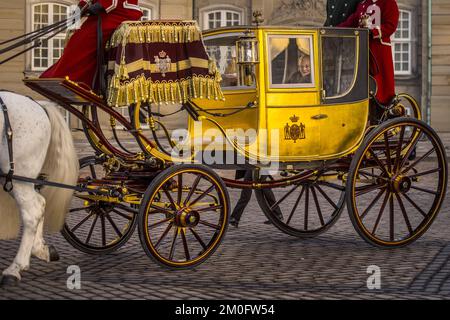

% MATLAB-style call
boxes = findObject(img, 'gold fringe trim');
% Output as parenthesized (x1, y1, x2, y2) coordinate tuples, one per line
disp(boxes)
(108, 20, 202, 49)
(107, 72, 224, 107)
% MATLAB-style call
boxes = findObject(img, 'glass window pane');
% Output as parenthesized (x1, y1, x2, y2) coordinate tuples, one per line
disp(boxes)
(269, 35, 316, 87)
(204, 36, 240, 87)
(322, 37, 356, 96)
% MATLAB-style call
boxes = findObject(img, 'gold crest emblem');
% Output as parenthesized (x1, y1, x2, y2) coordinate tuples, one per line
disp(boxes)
(154, 51, 171, 77)
(284, 114, 306, 143)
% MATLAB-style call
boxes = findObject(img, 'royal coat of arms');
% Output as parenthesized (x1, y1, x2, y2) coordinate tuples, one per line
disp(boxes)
(154, 50, 171, 77)
(284, 114, 306, 143)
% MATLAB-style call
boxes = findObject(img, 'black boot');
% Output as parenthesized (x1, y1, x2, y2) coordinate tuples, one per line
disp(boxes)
(229, 216, 239, 228)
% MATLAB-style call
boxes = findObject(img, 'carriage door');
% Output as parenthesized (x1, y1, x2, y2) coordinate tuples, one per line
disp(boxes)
(318, 29, 370, 158)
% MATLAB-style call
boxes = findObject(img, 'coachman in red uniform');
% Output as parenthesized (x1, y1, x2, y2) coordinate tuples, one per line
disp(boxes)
(40, 0, 143, 88)
(339, 0, 399, 105)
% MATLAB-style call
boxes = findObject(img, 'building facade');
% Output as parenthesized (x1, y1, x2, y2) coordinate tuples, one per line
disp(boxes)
(0, 0, 448, 131)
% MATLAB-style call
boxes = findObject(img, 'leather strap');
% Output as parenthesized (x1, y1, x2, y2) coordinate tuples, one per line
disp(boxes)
(0, 95, 14, 192)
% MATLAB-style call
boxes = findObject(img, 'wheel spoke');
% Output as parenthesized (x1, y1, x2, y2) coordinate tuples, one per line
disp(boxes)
(86, 214, 99, 244)
(115, 204, 138, 215)
(358, 170, 389, 181)
(100, 215, 106, 247)
(311, 187, 325, 226)
(389, 194, 394, 242)
(368, 148, 390, 177)
(394, 126, 406, 173)
(384, 132, 393, 173)
(148, 217, 173, 230)
(360, 188, 386, 220)
(401, 148, 435, 174)
(410, 185, 439, 195)
(189, 185, 215, 207)
(149, 205, 174, 216)
(184, 175, 202, 206)
(287, 186, 305, 225)
(112, 209, 133, 221)
(318, 181, 346, 191)
(177, 173, 183, 205)
(398, 130, 422, 170)
(70, 211, 96, 233)
(198, 220, 221, 230)
(270, 184, 301, 211)
(168, 228, 179, 260)
(190, 228, 207, 250)
(154, 222, 173, 249)
(180, 228, 191, 261)
(315, 185, 339, 210)
(304, 185, 309, 231)
(395, 194, 413, 236)
(407, 168, 441, 179)
(163, 188, 177, 210)
(372, 192, 391, 235)
(105, 213, 123, 238)
(195, 205, 223, 213)
(356, 183, 386, 197)
(402, 193, 428, 218)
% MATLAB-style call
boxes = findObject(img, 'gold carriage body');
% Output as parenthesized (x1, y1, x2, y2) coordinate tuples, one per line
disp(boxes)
(188, 26, 370, 166)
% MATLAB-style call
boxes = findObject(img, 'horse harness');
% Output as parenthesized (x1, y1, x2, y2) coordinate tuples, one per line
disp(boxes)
(0, 94, 14, 192)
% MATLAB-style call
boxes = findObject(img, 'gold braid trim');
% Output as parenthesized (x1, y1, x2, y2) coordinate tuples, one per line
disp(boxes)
(107, 72, 225, 107)
(108, 21, 202, 48)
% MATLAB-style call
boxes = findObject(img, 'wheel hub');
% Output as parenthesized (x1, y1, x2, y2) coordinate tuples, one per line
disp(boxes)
(391, 175, 412, 194)
(175, 208, 200, 228)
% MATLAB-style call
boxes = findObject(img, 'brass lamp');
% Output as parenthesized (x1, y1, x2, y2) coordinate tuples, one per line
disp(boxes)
(236, 31, 259, 65)
(236, 31, 259, 86)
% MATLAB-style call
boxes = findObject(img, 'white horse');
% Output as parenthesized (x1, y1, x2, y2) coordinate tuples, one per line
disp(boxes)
(0, 91, 79, 286)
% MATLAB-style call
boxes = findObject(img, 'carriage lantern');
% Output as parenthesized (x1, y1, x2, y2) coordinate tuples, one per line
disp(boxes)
(236, 31, 259, 86)
(236, 31, 259, 65)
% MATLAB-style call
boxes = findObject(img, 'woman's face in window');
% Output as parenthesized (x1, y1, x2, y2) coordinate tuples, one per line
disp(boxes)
(299, 56, 311, 77)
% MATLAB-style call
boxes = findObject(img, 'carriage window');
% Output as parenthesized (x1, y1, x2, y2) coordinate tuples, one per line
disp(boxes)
(268, 35, 315, 88)
(204, 35, 242, 88)
(322, 37, 357, 98)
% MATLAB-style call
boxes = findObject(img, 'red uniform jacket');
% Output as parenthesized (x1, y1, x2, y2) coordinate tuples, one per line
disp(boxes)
(40, 0, 143, 88)
(339, 0, 399, 104)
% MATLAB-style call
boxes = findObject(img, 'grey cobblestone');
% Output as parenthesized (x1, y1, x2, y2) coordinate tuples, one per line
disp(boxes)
(1, 133, 450, 299)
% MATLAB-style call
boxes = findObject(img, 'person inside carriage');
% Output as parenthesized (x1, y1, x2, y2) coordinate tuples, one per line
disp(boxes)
(338, 0, 400, 123)
(39, 0, 143, 92)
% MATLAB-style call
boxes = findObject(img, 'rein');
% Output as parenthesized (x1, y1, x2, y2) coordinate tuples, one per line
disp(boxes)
(0, 3, 90, 66)
(0, 95, 14, 192)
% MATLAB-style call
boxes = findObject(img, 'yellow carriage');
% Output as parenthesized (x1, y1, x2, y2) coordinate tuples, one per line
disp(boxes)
(23, 21, 447, 269)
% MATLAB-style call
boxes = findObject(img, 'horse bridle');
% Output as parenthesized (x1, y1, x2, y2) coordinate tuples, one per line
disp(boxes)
(0, 95, 14, 192)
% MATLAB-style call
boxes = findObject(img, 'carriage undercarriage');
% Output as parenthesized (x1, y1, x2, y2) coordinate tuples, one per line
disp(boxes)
(20, 71, 448, 269)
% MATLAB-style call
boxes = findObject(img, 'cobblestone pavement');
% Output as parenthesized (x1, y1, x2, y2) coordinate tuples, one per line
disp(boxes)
(0, 133, 450, 300)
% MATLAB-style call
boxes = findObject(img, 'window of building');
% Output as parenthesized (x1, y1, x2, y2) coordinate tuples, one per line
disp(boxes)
(204, 10, 242, 30)
(392, 9, 412, 75)
(31, 3, 69, 71)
